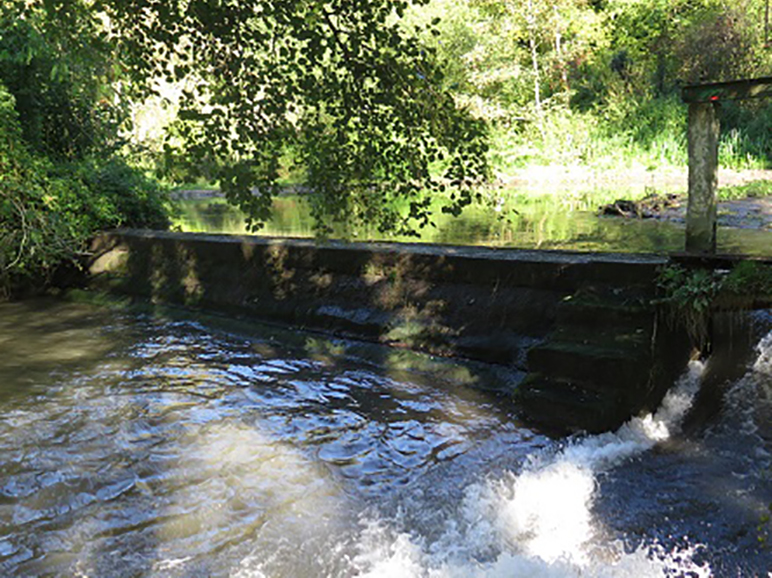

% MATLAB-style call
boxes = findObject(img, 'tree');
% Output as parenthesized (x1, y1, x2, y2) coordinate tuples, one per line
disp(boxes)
(0, 1, 171, 297)
(93, 0, 490, 234)
(0, 0, 123, 160)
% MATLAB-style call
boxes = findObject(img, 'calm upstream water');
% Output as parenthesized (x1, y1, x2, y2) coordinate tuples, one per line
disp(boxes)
(174, 193, 772, 257)
(2, 299, 772, 576)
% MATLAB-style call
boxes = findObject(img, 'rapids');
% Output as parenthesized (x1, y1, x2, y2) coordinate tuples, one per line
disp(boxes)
(1, 299, 771, 577)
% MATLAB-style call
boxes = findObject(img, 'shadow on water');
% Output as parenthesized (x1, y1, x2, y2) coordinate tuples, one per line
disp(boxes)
(681, 311, 765, 435)
(104, 227, 562, 376)
(0, 298, 543, 577)
(0, 299, 126, 403)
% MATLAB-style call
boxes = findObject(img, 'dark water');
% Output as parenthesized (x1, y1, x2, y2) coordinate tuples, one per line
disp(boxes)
(596, 314, 772, 576)
(2, 299, 772, 576)
(174, 194, 772, 257)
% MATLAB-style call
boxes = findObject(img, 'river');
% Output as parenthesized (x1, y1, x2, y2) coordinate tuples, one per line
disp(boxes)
(2, 298, 772, 576)
(173, 193, 772, 257)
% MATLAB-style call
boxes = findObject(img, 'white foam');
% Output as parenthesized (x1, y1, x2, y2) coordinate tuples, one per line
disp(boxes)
(351, 522, 709, 578)
(237, 330, 772, 578)
(754, 332, 772, 376)
(351, 360, 712, 578)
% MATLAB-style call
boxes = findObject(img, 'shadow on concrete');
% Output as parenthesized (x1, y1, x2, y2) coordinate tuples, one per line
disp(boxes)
(88, 230, 690, 435)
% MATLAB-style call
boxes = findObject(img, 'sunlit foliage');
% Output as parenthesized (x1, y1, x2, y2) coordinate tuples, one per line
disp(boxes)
(415, 0, 772, 169)
(2, 0, 771, 298)
(97, 0, 490, 234)
(0, 2, 170, 297)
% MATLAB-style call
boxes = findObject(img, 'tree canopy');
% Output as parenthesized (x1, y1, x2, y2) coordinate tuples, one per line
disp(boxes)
(2, 0, 771, 295)
(95, 0, 490, 234)
(7, 0, 770, 235)
(0, 1, 170, 296)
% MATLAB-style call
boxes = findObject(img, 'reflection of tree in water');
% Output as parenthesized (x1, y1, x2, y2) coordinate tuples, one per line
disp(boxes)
(434, 215, 498, 246)
(175, 194, 695, 253)
(176, 199, 243, 234)
(200, 202, 235, 232)
(269, 198, 315, 236)
(539, 217, 685, 253)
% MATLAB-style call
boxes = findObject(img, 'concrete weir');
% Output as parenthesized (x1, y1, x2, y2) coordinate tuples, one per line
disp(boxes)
(88, 229, 692, 434)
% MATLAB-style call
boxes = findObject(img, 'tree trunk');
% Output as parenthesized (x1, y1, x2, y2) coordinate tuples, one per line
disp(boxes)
(553, 4, 569, 95)
(525, 0, 543, 135)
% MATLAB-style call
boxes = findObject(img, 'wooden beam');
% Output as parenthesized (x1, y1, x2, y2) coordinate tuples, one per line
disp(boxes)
(686, 102, 720, 253)
(682, 76, 772, 103)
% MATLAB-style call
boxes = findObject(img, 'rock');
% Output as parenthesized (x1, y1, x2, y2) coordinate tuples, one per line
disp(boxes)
(599, 193, 681, 219)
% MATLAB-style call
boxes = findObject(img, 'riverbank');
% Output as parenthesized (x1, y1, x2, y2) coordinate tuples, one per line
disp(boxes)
(174, 166, 772, 200)
(657, 196, 772, 231)
(499, 165, 772, 193)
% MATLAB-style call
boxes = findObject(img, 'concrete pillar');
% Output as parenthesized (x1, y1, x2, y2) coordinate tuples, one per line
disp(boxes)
(686, 102, 720, 253)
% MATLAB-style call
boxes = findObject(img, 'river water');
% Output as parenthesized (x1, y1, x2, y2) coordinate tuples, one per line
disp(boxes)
(174, 194, 772, 257)
(2, 299, 772, 577)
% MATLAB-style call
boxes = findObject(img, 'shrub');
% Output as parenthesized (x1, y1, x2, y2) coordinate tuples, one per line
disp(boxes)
(0, 84, 76, 296)
(0, 82, 171, 298)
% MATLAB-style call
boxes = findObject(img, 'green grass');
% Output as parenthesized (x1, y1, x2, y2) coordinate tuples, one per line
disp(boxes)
(717, 180, 772, 201)
(488, 101, 769, 177)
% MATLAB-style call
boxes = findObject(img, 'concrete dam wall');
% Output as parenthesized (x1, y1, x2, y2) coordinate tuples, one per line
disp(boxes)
(88, 229, 692, 434)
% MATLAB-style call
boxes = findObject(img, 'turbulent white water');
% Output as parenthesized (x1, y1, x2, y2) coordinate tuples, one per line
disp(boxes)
(336, 362, 710, 578)
(230, 360, 714, 578)
(5, 301, 772, 577)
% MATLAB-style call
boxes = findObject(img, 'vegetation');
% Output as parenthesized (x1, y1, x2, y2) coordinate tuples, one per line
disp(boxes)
(418, 0, 772, 173)
(0, 3, 170, 298)
(657, 261, 772, 349)
(717, 180, 772, 201)
(656, 265, 724, 349)
(2, 0, 772, 296)
(104, 0, 490, 234)
(99, 0, 772, 210)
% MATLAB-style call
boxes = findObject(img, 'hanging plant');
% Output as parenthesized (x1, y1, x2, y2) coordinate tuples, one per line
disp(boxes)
(656, 261, 772, 350)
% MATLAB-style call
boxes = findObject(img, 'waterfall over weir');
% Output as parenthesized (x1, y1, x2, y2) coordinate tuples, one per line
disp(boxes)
(1, 300, 772, 577)
(317, 362, 710, 578)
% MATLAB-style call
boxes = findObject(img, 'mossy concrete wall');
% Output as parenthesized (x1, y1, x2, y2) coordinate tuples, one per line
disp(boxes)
(89, 229, 687, 433)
